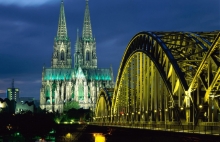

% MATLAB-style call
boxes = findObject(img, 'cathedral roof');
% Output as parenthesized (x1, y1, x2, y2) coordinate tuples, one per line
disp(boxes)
(85, 68, 112, 81)
(43, 68, 74, 81)
(43, 68, 112, 81)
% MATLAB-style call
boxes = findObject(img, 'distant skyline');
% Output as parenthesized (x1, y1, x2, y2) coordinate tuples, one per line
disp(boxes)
(0, 0, 219, 99)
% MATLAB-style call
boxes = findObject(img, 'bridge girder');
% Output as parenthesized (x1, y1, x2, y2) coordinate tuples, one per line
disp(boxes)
(95, 88, 113, 121)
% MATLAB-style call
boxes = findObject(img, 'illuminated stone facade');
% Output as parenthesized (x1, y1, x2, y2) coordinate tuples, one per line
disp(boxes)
(40, 0, 114, 113)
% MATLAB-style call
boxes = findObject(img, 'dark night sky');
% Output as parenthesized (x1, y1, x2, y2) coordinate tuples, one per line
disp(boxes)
(0, 0, 219, 100)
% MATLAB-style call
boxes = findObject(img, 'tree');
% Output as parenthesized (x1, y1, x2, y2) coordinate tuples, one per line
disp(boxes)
(64, 100, 80, 112)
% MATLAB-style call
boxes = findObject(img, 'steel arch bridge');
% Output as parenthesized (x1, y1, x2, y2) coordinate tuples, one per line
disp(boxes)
(95, 31, 220, 126)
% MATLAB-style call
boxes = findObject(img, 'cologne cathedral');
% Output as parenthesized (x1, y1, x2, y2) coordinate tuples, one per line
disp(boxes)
(40, 0, 114, 113)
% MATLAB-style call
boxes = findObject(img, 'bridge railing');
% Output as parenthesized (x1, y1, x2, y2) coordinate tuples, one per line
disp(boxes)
(90, 121, 220, 135)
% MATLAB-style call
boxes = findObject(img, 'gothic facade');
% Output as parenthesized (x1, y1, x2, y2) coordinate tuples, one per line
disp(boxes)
(40, 0, 114, 113)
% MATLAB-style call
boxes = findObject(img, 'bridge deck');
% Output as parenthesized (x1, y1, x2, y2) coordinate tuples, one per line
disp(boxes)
(91, 122, 220, 136)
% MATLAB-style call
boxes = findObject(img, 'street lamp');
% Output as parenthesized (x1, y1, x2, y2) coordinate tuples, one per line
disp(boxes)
(180, 107, 184, 110)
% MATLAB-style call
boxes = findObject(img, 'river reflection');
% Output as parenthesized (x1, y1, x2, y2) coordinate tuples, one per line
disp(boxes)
(93, 133, 106, 142)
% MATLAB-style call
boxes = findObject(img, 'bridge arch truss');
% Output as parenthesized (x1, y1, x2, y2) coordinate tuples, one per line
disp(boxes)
(96, 31, 220, 125)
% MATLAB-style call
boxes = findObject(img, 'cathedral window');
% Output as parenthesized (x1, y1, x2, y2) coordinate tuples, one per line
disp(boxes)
(88, 92, 90, 98)
(86, 51, 90, 61)
(45, 86, 50, 98)
(52, 82, 56, 97)
(92, 51, 95, 58)
(72, 86, 75, 99)
(46, 99, 50, 104)
(61, 50, 64, 60)
(56, 50, 58, 56)
(78, 83, 84, 100)
(45, 85, 50, 104)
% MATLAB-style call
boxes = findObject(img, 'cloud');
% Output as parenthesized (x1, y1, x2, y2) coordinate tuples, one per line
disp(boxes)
(0, 90, 5, 94)
(33, 80, 42, 84)
(0, 0, 55, 6)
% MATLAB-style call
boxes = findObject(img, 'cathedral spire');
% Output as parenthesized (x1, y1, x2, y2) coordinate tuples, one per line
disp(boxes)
(75, 29, 79, 52)
(82, 0, 93, 40)
(57, 0, 68, 40)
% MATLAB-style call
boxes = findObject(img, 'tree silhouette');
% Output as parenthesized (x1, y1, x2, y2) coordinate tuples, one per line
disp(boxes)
(64, 100, 80, 112)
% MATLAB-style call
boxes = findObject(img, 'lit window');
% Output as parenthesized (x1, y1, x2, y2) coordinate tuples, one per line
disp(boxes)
(61, 50, 64, 60)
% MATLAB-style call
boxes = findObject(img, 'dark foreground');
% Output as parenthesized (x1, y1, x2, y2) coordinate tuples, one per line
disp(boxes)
(1, 124, 219, 141)
(76, 125, 220, 142)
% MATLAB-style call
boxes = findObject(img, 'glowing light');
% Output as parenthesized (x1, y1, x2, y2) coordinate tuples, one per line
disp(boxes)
(180, 107, 184, 110)
(93, 133, 106, 142)
(199, 105, 203, 109)
(7, 124, 12, 130)
(66, 133, 72, 139)
(50, 130, 55, 134)
(0, 102, 6, 108)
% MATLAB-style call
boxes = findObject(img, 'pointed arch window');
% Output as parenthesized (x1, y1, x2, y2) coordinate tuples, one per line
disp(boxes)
(86, 51, 90, 61)
(45, 85, 50, 104)
(61, 50, 64, 60)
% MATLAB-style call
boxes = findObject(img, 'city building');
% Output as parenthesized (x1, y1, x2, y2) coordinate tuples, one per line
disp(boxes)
(40, 0, 114, 113)
(16, 101, 34, 113)
(15, 97, 36, 113)
(6, 79, 19, 102)
(2, 81, 39, 113)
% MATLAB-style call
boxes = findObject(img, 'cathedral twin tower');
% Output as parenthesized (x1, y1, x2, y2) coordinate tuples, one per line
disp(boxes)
(40, 0, 114, 113)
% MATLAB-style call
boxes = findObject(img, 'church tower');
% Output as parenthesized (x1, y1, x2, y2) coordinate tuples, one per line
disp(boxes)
(74, 0, 97, 69)
(52, 0, 72, 68)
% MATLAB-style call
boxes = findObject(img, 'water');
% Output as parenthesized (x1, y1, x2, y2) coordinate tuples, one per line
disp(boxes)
(93, 133, 106, 142)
